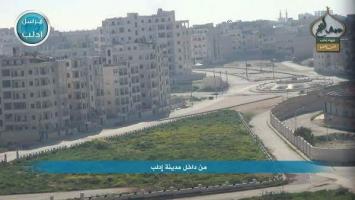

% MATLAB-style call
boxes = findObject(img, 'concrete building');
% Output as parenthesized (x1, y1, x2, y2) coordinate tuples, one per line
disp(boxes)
(313, 15, 355, 75)
(103, 43, 170, 124)
(0, 51, 70, 146)
(97, 8, 192, 78)
(323, 84, 355, 131)
(0, 28, 21, 56)
(190, 23, 215, 64)
(195, 11, 317, 63)
(0, 49, 105, 146)
(62, 56, 105, 130)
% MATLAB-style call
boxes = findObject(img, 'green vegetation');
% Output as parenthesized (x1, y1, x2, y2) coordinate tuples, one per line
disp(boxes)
(294, 127, 315, 145)
(241, 188, 355, 200)
(0, 110, 270, 195)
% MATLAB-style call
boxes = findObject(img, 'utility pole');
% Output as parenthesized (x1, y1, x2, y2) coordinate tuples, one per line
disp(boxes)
(219, 71, 222, 94)
(213, 70, 217, 99)
(286, 89, 289, 99)
(190, 79, 193, 105)
(225, 71, 228, 84)
(272, 61, 275, 80)
(245, 60, 249, 80)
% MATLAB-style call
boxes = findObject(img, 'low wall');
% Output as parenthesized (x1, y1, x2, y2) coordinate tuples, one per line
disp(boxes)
(270, 89, 355, 164)
(85, 177, 285, 200)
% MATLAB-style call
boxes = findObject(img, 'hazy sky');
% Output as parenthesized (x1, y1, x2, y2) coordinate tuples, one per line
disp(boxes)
(0, 0, 354, 31)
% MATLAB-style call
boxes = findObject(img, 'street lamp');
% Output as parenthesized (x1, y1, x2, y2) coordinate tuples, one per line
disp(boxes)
(272, 58, 276, 80)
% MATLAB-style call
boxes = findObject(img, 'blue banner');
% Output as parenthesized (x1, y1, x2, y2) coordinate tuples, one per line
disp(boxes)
(32, 161, 328, 174)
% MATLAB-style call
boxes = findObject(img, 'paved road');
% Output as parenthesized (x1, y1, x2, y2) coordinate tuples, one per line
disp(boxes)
(250, 111, 303, 161)
(0, 67, 277, 163)
(0, 61, 353, 200)
(173, 108, 355, 200)
(250, 111, 355, 191)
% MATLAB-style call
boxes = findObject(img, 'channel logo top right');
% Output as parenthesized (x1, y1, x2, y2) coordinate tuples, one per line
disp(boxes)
(311, 7, 346, 52)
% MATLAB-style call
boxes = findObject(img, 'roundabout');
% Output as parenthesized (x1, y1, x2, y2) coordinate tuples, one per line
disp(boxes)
(254, 76, 334, 93)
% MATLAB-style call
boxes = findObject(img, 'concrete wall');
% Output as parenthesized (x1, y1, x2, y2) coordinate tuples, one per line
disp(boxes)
(270, 92, 355, 164)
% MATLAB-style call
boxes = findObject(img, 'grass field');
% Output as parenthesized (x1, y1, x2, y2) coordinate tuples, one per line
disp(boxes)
(241, 188, 355, 200)
(0, 110, 271, 195)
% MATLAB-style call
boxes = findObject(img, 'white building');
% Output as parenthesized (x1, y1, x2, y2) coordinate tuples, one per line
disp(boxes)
(0, 49, 105, 146)
(103, 43, 170, 124)
(97, 8, 192, 78)
(0, 52, 70, 145)
(190, 23, 215, 64)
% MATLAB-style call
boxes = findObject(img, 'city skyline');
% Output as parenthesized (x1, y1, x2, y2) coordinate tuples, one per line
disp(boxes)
(0, 0, 354, 31)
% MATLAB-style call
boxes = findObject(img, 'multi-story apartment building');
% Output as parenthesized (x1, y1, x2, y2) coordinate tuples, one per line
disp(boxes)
(59, 56, 105, 131)
(0, 28, 21, 56)
(97, 8, 192, 79)
(0, 50, 70, 146)
(0, 48, 105, 146)
(103, 42, 170, 124)
(190, 23, 215, 64)
(198, 11, 319, 63)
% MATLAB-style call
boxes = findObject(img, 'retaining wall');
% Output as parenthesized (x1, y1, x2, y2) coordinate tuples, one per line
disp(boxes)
(270, 90, 355, 164)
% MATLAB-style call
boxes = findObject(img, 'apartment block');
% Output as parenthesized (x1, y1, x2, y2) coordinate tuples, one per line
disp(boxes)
(190, 23, 216, 64)
(60, 56, 105, 131)
(103, 42, 170, 124)
(0, 48, 105, 146)
(97, 8, 192, 78)
(0, 52, 70, 145)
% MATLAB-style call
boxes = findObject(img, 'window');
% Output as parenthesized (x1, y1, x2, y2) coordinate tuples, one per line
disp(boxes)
(3, 91, 11, 99)
(4, 103, 12, 110)
(2, 80, 11, 88)
(2, 69, 10, 76)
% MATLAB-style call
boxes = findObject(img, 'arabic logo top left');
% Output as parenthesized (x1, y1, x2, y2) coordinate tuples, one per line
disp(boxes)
(15, 11, 50, 46)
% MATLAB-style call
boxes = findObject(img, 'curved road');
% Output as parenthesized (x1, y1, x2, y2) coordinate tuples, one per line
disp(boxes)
(0, 61, 353, 200)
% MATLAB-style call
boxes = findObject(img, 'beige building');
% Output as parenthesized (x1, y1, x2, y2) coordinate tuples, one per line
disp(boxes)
(97, 8, 192, 78)
(103, 43, 170, 124)
(0, 53, 70, 145)
(190, 23, 215, 64)
(0, 49, 105, 146)
(61, 56, 105, 131)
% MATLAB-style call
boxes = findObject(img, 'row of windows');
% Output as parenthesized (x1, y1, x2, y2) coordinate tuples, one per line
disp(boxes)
(109, 17, 172, 26)
(1, 67, 52, 77)
(2, 78, 54, 88)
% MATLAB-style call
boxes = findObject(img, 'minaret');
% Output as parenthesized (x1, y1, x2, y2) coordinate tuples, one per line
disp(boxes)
(279, 10, 282, 21)
(285, 9, 288, 21)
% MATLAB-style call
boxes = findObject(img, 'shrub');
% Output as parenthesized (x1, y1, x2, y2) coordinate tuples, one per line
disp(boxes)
(294, 127, 314, 145)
